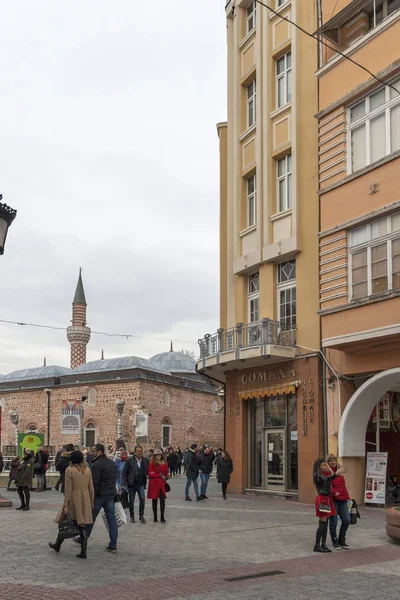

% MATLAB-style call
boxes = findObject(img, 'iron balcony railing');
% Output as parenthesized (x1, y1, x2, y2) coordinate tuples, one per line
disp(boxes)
(198, 319, 296, 359)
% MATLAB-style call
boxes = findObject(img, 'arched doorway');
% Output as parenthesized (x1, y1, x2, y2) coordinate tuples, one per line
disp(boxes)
(338, 368, 400, 502)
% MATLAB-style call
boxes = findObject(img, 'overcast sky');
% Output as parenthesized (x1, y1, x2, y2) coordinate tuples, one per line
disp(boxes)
(0, 1, 227, 374)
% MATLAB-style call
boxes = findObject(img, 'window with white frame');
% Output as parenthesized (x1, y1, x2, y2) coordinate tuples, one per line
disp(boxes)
(276, 51, 292, 108)
(277, 260, 296, 330)
(349, 213, 400, 300)
(247, 80, 256, 128)
(348, 78, 400, 173)
(277, 154, 292, 212)
(247, 0, 256, 33)
(248, 272, 260, 323)
(247, 174, 257, 227)
(368, 0, 400, 29)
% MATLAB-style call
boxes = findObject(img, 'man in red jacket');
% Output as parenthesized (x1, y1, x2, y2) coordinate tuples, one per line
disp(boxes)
(326, 454, 351, 550)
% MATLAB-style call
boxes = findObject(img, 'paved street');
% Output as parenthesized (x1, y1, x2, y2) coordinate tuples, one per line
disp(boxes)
(0, 477, 399, 600)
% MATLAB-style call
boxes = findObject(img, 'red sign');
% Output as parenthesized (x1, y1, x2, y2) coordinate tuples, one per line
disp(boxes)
(365, 492, 374, 500)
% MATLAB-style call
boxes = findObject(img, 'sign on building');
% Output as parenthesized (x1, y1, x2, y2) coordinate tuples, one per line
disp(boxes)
(18, 433, 44, 458)
(135, 411, 148, 438)
(61, 399, 81, 434)
(364, 451, 388, 504)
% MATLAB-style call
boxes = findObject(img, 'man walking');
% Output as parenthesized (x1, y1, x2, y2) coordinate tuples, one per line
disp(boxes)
(198, 446, 214, 500)
(85, 443, 118, 553)
(185, 444, 203, 502)
(122, 445, 148, 524)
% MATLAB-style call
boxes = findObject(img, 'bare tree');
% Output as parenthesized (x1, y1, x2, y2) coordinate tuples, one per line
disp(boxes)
(179, 348, 198, 360)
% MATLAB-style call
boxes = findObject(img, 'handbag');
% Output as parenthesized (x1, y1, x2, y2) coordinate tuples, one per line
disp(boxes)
(156, 466, 171, 492)
(318, 496, 331, 513)
(58, 515, 75, 540)
(120, 489, 130, 509)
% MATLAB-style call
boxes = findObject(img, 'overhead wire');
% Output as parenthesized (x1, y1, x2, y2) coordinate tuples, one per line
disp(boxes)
(0, 318, 199, 346)
(254, 0, 400, 97)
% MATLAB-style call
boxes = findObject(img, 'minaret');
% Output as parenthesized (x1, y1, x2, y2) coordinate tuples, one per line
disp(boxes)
(67, 269, 91, 369)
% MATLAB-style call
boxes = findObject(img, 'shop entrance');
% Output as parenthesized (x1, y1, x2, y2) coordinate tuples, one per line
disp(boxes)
(265, 429, 285, 490)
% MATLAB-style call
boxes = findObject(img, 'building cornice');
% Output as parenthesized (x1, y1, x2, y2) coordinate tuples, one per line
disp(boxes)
(319, 199, 400, 239)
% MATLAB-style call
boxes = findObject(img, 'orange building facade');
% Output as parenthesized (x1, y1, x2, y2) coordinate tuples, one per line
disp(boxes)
(317, 0, 400, 501)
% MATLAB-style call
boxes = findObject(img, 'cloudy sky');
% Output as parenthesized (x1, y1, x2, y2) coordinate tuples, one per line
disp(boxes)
(0, 1, 227, 374)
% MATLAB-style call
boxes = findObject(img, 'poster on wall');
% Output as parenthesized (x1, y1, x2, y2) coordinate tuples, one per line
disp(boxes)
(364, 451, 388, 504)
(61, 399, 81, 434)
(135, 411, 148, 438)
(18, 432, 44, 458)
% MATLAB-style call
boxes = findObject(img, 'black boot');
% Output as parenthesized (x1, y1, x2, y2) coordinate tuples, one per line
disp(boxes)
(160, 495, 166, 523)
(16, 505, 25, 510)
(76, 527, 87, 559)
(320, 521, 332, 553)
(49, 535, 64, 553)
(314, 521, 330, 552)
(339, 533, 350, 549)
(16, 488, 25, 510)
(152, 499, 158, 522)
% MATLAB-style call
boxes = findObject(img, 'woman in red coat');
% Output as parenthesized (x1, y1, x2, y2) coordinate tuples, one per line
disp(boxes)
(326, 454, 351, 550)
(147, 448, 169, 523)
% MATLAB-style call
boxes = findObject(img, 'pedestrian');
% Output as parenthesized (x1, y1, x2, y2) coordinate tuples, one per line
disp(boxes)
(43, 447, 50, 490)
(312, 458, 344, 553)
(183, 447, 189, 475)
(217, 450, 233, 499)
(54, 445, 64, 492)
(147, 447, 169, 523)
(122, 445, 149, 524)
(15, 451, 35, 511)
(34, 446, 48, 492)
(49, 450, 94, 559)
(57, 444, 74, 493)
(85, 443, 118, 553)
(147, 448, 154, 461)
(0, 451, 3, 473)
(389, 475, 400, 503)
(326, 454, 351, 550)
(176, 447, 183, 475)
(185, 444, 203, 502)
(8, 456, 20, 489)
(198, 446, 214, 499)
(167, 449, 177, 477)
(115, 450, 128, 486)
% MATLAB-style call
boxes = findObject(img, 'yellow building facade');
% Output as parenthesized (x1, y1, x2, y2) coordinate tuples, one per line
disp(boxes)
(198, 0, 323, 503)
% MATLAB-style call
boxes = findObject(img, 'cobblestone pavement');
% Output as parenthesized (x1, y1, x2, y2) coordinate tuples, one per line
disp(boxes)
(0, 477, 398, 599)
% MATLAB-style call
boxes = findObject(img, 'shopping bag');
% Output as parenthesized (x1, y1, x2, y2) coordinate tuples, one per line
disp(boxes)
(120, 489, 130, 509)
(101, 502, 127, 531)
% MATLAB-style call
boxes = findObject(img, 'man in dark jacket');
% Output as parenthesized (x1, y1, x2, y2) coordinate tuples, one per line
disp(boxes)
(56, 444, 74, 493)
(85, 443, 118, 553)
(185, 444, 203, 502)
(198, 446, 214, 500)
(122, 445, 149, 523)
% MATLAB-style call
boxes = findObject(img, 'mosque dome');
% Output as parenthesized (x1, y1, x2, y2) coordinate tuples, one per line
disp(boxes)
(3, 365, 74, 382)
(74, 355, 171, 375)
(150, 350, 196, 374)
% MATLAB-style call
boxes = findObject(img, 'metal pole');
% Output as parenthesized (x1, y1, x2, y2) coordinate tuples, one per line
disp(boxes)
(373, 0, 376, 27)
(46, 390, 51, 447)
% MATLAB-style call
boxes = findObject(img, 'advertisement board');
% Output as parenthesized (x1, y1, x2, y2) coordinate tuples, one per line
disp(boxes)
(18, 433, 45, 458)
(364, 451, 388, 504)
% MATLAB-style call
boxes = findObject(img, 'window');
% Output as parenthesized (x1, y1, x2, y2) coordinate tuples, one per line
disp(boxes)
(349, 213, 400, 300)
(348, 78, 400, 173)
(276, 52, 292, 108)
(84, 423, 96, 448)
(277, 260, 296, 330)
(368, 0, 400, 28)
(248, 272, 260, 323)
(277, 0, 289, 6)
(247, 80, 256, 128)
(247, 0, 256, 33)
(247, 174, 257, 226)
(277, 154, 292, 212)
(164, 390, 171, 406)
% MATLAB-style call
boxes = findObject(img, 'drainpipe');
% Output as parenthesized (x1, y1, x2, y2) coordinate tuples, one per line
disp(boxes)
(44, 388, 51, 447)
(317, 0, 323, 70)
(322, 350, 328, 457)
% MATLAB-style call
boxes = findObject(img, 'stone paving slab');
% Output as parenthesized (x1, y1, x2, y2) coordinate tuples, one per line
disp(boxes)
(0, 477, 396, 600)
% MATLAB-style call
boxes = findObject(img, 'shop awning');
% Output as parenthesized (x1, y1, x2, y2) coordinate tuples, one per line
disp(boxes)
(239, 384, 296, 400)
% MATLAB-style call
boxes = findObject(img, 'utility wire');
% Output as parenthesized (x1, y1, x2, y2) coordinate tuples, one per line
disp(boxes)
(330, 0, 340, 20)
(255, 0, 400, 97)
(0, 318, 199, 346)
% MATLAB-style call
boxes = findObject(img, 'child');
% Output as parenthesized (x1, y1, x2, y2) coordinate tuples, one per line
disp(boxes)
(313, 458, 344, 553)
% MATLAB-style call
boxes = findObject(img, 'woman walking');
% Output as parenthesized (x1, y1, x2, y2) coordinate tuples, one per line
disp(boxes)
(217, 450, 233, 499)
(49, 450, 94, 559)
(34, 446, 48, 492)
(326, 454, 351, 549)
(313, 458, 344, 553)
(8, 456, 20, 489)
(15, 451, 34, 511)
(147, 448, 169, 523)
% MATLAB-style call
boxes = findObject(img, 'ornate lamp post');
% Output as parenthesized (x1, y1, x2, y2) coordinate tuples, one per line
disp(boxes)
(115, 399, 125, 440)
(0, 197, 17, 255)
(8, 410, 19, 447)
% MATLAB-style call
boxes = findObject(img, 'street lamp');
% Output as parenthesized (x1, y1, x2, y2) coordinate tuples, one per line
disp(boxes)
(0, 197, 17, 255)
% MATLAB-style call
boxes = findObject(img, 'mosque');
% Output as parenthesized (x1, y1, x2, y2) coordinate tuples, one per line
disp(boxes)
(0, 272, 223, 454)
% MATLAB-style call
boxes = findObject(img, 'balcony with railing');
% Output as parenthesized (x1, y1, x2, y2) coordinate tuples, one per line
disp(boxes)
(197, 318, 297, 382)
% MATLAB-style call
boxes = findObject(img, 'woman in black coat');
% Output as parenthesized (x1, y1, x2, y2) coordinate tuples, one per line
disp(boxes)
(217, 450, 233, 499)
